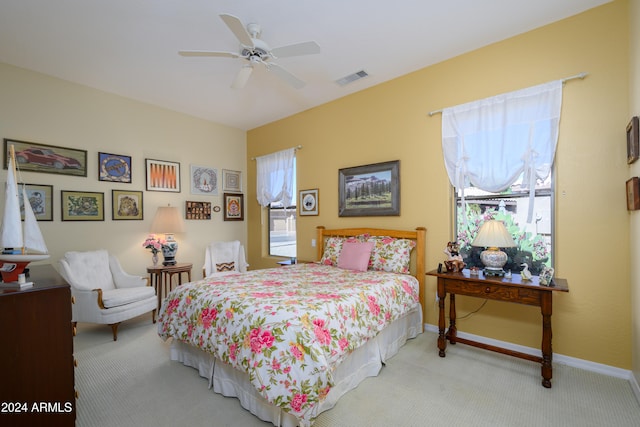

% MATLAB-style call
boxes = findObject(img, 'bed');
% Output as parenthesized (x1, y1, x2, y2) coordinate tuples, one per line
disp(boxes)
(158, 226, 426, 427)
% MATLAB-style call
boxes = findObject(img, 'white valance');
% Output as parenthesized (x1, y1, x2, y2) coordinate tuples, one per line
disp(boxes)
(256, 147, 295, 207)
(441, 80, 563, 222)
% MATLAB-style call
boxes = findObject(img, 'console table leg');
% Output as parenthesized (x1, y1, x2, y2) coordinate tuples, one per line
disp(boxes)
(448, 294, 457, 344)
(437, 279, 447, 357)
(541, 293, 553, 388)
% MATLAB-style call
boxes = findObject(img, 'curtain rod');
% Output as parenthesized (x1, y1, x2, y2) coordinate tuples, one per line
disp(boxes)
(251, 145, 303, 161)
(427, 72, 588, 117)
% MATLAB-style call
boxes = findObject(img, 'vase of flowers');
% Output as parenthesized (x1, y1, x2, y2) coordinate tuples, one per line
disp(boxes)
(142, 235, 166, 266)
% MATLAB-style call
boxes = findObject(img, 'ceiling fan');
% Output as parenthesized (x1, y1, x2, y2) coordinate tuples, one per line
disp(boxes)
(179, 14, 320, 90)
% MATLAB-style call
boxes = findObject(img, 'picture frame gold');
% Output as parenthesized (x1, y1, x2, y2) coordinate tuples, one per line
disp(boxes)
(61, 191, 104, 221)
(338, 160, 400, 217)
(627, 177, 640, 211)
(112, 190, 143, 220)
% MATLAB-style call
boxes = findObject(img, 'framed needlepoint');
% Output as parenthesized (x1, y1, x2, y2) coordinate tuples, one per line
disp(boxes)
(627, 177, 640, 211)
(627, 116, 639, 164)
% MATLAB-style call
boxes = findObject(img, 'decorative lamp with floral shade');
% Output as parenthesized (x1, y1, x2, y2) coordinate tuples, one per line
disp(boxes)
(150, 205, 186, 266)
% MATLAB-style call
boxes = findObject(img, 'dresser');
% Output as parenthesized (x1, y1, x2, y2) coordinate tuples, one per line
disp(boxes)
(0, 264, 76, 426)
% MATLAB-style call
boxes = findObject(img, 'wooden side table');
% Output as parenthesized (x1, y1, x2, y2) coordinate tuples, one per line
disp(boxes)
(147, 262, 192, 311)
(426, 268, 568, 388)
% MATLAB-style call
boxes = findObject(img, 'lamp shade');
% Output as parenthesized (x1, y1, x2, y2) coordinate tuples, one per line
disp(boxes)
(150, 206, 185, 234)
(472, 220, 516, 249)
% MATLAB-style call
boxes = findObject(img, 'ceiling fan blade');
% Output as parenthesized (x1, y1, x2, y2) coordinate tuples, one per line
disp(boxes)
(268, 63, 305, 89)
(271, 41, 320, 58)
(220, 14, 254, 47)
(179, 50, 240, 58)
(231, 65, 253, 89)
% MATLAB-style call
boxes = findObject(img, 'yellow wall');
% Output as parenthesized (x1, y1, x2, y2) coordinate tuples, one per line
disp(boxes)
(629, 0, 640, 386)
(0, 63, 247, 278)
(247, 1, 632, 368)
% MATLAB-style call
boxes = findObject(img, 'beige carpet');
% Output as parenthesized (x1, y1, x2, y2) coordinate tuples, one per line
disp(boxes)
(74, 315, 640, 427)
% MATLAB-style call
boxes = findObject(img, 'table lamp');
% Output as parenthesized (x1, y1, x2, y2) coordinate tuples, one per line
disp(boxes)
(150, 205, 185, 266)
(471, 220, 516, 277)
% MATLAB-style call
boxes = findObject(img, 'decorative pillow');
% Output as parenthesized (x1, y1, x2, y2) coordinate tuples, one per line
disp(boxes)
(216, 261, 235, 272)
(337, 241, 374, 272)
(320, 236, 362, 266)
(367, 236, 416, 274)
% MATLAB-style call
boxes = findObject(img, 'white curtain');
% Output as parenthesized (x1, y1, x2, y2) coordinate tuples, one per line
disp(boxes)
(256, 147, 295, 207)
(441, 80, 563, 222)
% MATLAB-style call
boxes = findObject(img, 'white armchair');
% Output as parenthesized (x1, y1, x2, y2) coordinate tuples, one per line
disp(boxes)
(58, 249, 157, 341)
(203, 240, 248, 278)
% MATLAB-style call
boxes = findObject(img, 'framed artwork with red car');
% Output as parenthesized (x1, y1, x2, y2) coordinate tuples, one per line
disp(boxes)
(3, 138, 87, 177)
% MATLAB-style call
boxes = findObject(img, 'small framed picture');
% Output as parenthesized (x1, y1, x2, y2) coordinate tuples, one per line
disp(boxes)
(628, 117, 639, 164)
(186, 201, 211, 220)
(146, 158, 181, 192)
(299, 189, 319, 216)
(22, 184, 53, 221)
(223, 193, 244, 221)
(61, 191, 104, 221)
(222, 169, 242, 192)
(627, 177, 640, 210)
(190, 165, 218, 196)
(99, 152, 132, 183)
(112, 190, 143, 220)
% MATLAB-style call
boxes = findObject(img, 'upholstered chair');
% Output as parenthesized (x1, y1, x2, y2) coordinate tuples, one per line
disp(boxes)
(202, 240, 248, 278)
(58, 249, 157, 341)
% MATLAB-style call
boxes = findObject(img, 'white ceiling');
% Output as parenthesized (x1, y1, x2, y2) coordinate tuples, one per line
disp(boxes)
(0, 0, 610, 131)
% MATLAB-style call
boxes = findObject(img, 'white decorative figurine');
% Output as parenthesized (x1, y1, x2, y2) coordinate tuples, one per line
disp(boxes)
(520, 263, 532, 281)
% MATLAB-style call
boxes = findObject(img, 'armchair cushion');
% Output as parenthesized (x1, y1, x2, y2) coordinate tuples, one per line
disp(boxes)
(62, 249, 114, 291)
(101, 287, 155, 308)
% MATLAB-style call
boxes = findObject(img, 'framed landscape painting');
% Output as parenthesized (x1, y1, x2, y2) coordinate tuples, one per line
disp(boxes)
(338, 160, 400, 217)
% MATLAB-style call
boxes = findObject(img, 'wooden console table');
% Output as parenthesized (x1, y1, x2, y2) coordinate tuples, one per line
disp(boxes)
(426, 268, 568, 388)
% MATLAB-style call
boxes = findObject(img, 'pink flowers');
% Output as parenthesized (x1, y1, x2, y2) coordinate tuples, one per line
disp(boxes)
(249, 327, 275, 353)
(200, 307, 218, 329)
(142, 235, 166, 254)
(313, 318, 332, 345)
(290, 393, 308, 412)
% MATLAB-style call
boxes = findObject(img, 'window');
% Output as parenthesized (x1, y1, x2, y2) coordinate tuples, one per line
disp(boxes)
(268, 160, 296, 257)
(455, 173, 553, 275)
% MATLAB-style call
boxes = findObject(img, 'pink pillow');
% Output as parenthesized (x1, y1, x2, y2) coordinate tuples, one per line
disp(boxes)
(337, 241, 374, 272)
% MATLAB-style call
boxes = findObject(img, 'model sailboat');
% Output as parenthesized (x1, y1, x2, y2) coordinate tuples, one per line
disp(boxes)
(0, 144, 49, 283)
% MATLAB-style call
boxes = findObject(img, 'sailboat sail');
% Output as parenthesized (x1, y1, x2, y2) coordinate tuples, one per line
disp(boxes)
(0, 155, 24, 250)
(0, 148, 48, 255)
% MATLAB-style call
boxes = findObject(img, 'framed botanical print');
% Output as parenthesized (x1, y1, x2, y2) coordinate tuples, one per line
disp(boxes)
(61, 191, 104, 221)
(222, 169, 242, 192)
(99, 152, 132, 183)
(223, 193, 244, 221)
(190, 165, 218, 196)
(299, 189, 319, 216)
(112, 190, 143, 220)
(146, 158, 180, 192)
(22, 184, 53, 221)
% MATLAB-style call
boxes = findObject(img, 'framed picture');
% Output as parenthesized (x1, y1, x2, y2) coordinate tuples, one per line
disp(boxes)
(112, 190, 143, 220)
(190, 165, 218, 196)
(627, 177, 640, 210)
(222, 169, 242, 192)
(4, 138, 87, 177)
(299, 189, 319, 216)
(627, 116, 639, 164)
(99, 152, 132, 183)
(223, 193, 244, 221)
(61, 191, 104, 221)
(146, 159, 180, 192)
(186, 201, 211, 220)
(21, 184, 53, 221)
(338, 160, 400, 217)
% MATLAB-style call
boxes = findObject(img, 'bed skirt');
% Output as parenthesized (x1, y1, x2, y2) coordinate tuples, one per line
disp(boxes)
(168, 305, 423, 427)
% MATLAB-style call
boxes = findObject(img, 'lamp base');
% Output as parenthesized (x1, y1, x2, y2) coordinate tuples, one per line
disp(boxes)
(483, 267, 506, 277)
(161, 237, 178, 266)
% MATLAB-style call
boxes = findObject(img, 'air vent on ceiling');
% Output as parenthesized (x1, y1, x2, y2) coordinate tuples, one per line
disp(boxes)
(335, 70, 369, 86)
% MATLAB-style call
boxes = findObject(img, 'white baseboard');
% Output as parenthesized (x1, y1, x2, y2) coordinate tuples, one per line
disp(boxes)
(424, 323, 637, 390)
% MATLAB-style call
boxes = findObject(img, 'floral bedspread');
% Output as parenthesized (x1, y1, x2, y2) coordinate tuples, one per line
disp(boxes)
(157, 263, 420, 425)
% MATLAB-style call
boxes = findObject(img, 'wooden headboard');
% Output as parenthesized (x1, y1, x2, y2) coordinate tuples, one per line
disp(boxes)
(316, 226, 427, 323)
